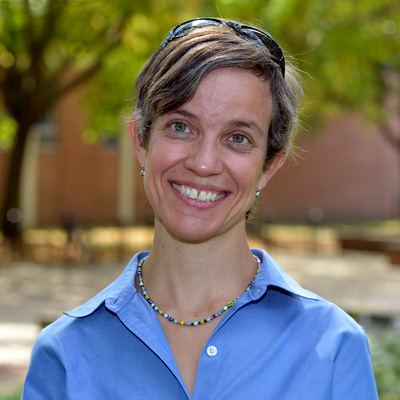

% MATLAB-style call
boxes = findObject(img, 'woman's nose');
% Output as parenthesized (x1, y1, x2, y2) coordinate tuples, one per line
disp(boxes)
(183, 138, 224, 177)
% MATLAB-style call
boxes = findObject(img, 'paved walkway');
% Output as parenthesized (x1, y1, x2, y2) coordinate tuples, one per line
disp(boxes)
(1, 248, 400, 395)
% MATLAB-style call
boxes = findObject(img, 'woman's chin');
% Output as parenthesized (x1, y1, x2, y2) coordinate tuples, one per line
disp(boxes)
(166, 225, 219, 243)
(157, 215, 245, 244)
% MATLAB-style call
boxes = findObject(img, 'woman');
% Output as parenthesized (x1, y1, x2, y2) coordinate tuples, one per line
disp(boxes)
(23, 18, 378, 399)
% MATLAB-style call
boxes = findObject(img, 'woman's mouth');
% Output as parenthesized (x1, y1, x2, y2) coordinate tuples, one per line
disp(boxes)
(172, 183, 226, 203)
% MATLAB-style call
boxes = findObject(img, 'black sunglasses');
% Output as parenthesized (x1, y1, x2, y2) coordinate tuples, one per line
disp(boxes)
(162, 17, 285, 77)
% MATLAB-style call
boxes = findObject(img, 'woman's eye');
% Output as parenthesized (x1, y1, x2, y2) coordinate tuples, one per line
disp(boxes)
(230, 134, 249, 144)
(172, 122, 189, 133)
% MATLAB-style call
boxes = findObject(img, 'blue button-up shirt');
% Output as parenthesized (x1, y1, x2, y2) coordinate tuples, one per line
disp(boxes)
(22, 249, 378, 399)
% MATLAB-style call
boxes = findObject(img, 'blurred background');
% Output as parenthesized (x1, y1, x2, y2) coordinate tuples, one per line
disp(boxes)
(0, 0, 399, 398)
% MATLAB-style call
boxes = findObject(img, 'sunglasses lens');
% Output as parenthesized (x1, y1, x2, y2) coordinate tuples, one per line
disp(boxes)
(162, 18, 285, 77)
(163, 18, 221, 48)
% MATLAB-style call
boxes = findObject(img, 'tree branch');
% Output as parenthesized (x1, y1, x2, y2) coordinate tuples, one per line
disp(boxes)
(47, 40, 119, 103)
(26, 0, 67, 83)
(50, 60, 103, 103)
(378, 123, 400, 151)
(46, 11, 133, 103)
(38, 0, 67, 53)
(0, 1, 16, 53)
(23, 0, 34, 53)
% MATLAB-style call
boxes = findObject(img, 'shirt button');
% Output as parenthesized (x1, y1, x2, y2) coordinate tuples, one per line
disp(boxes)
(206, 345, 218, 357)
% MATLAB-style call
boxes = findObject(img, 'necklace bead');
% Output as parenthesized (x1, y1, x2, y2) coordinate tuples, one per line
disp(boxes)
(136, 254, 261, 327)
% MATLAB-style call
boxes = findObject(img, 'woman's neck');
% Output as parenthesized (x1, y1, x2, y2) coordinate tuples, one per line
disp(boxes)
(140, 220, 258, 319)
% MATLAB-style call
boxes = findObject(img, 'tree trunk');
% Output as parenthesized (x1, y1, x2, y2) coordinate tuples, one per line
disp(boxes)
(1, 121, 32, 245)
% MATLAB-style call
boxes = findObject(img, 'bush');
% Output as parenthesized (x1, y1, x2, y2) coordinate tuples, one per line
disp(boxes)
(1, 392, 22, 400)
(369, 329, 400, 400)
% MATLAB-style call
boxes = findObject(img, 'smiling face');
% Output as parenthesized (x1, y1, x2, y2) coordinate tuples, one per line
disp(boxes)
(131, 67, 284, 242)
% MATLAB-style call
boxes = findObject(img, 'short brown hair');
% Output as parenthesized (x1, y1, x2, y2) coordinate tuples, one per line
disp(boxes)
(134, 20, 302, 167)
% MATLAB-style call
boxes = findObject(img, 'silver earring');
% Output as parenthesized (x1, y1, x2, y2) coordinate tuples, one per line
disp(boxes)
(140, 166, 145, 177)
(255, 188, 261, 198)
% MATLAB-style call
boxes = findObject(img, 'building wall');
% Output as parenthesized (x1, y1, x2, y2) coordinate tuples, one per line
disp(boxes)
(261, 116, 399, 223)
(0, 81, 151, 230)
(37, 84, 118, 226)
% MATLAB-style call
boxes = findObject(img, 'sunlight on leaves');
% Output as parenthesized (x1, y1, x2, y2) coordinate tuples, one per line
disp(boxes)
(0, 112, 17, 149)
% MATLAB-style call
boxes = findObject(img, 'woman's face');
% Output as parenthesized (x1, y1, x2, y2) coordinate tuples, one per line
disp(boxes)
(132, 67, 284, 242)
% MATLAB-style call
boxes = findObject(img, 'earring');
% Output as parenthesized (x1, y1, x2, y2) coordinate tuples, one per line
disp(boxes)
(140, 165, 145, 177)
(255, 188, 261, 198)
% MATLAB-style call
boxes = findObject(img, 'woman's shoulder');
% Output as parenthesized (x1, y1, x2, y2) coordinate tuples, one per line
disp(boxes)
(254, 248, 367, 337)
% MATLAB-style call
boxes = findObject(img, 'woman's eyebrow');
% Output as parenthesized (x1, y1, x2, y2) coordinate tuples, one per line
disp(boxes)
(168, 109, 199, 121)
(227, 120, 264, 135)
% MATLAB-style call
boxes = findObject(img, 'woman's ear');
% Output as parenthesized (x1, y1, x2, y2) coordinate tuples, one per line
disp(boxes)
(257, 152, 286, 191)
(129, 117, 147, 167)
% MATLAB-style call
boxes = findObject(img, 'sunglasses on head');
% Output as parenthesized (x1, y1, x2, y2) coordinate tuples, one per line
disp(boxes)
(162, 17, 285, 77)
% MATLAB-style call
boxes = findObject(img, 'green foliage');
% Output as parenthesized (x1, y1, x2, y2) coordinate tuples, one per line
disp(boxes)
(0, 0, 398, 145)
(0, 388, 23, 400)
(0, 0, 193, 145)
(0, 109, 17, 149)
(82, 0, 212, 139)
(214, 0, 399, 128)
(369, 329, 400, 399)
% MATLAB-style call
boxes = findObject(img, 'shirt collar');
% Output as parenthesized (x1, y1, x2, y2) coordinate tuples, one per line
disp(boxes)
(250, 248, 319, 301)
(65, 249, 318, 318)
(65, 251, 149, 318)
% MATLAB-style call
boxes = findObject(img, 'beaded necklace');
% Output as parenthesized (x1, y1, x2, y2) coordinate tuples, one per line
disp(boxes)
(137, 254, 261, 326)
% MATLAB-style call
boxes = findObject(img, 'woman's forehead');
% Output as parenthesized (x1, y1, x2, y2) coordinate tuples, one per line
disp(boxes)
(168, 68, 271, 130)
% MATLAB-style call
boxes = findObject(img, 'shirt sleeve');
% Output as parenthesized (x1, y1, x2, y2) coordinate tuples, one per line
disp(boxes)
(332, 325, 378, 400)
(22, 330, 66, 400)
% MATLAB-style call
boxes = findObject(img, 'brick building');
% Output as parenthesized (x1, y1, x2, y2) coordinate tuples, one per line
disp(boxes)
(264, 116, 399, 223)
(0, 83, 399, 231)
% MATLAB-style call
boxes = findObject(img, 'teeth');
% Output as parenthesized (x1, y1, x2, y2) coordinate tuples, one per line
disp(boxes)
(172, 183, 224, 203)
(198, 191, 207, 201)
(189, 188, 198, 199)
